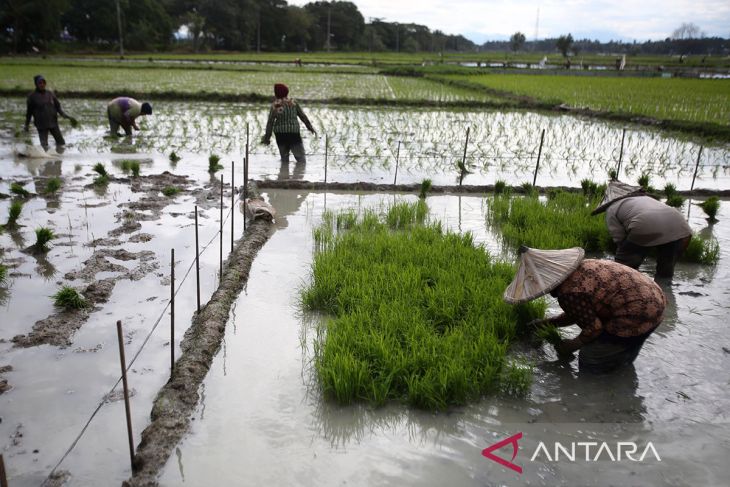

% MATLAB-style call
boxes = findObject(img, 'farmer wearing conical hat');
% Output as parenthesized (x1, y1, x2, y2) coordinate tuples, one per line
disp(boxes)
(593, 180, 692, 279)
(504, 247, 666, 372)
(261, 83, 317, 164)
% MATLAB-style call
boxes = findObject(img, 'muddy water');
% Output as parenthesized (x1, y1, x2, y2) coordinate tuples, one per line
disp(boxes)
(156, 191, 730, 486)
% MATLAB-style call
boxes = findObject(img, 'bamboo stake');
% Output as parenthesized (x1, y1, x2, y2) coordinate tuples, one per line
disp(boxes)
(532, 129, 545, 187)
(690, 145, 703, 193)
(324, 134, 329, 186)
(116, 320, 135, 471)
(194, 206, 200, 313)
(393, 140, 401, 186)
(244, 124, 249, 231)
(616, 127, 626, 178)
(459, 127, 470, 188)
(219, 175, 223, 282)
(170, 249, 175, 375)
(231, 161, 234, 252)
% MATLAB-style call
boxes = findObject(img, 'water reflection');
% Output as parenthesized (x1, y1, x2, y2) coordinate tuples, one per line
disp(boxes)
(277, 161, 305, 181)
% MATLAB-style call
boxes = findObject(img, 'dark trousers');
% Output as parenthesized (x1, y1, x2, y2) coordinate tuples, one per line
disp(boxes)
(579, 328, 656, 373)
(38, 126, 65, 150)
(615, 235, 691, 278)
(274, 132, 306, 164)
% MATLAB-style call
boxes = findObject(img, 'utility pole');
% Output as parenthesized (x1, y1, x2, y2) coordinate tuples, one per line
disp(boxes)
(326, 7, 331, 52)
(256, 9, 261, 53)
(115, 0, 124, 57)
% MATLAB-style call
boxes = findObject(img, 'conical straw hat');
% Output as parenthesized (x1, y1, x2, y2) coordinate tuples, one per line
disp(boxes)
(591, 180, 644, 215)
(503, 246, 585, 304)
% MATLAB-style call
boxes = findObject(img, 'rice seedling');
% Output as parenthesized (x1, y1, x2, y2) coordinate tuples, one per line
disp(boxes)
(520, 182, 538, 197)
(162, 186, 181, 197)
(499, 361, 533, 397)
(494, 180, 507, 194)
(93, 163, 109, 186)
(0, 263, 7, 286)
(169, 151, 181, 163)
(52, 286, 90, 310)
(208, 154, 223, 173)
(665, 194, 685, 209)
(608, 168, 618, 181)
(44, 177, 62, 194)
(419, 179, 432, 199)
(683, 235, 720, 265)
(92, 163, 108, 177)
(120, 160, 133, 173)
(7, 200, 23, 226)
(663, 183, 677, 198)
(385, 200, 428, 229)
(130, 161, 141, 177)
(10, 182, 30, 198)
(33, 227, 55, 252)
(302, 203, 544, 410)
(698, 196, 720, 222)
(487, 191, 612, 251)
(534, 324, 562, 345)
(637, 172, 650, 191)
(580, 179, 605, 198)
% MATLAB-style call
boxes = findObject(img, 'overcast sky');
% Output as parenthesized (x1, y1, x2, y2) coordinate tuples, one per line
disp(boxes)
(289, 0, 730, 43)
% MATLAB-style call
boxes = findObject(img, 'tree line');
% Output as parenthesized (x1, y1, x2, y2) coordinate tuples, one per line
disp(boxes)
(0, 0, 475, 53)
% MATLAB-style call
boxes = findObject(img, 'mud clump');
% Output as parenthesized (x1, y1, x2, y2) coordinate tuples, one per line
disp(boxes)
(0, 364, 12, 395)
(123, 219, 274, 486)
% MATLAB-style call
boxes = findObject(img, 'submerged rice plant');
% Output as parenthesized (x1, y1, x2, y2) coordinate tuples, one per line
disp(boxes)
(52, 286, 90, 310)
(34, 227, 55, 251)
(698, 196, 720, 222)
(302, 203, 543, 410)
(684, 235, 720, 265)
(487, 191, 612, 251)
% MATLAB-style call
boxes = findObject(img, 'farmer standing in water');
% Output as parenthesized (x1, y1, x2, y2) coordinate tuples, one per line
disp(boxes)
(504, 246, 666, 373)
(24, 75, 77, 151)
(261, 83, 317, 163)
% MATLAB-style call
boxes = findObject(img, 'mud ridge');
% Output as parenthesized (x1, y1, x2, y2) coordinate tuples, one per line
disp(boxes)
(123, 218, 274, 487)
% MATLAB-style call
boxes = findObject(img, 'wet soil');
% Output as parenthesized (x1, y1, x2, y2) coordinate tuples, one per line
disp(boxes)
(123, 218, 273, 487)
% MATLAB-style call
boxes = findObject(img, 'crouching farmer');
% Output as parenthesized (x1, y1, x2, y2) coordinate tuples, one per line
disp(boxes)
(107, 97, 152, 136)
(504, 246, 666, 373)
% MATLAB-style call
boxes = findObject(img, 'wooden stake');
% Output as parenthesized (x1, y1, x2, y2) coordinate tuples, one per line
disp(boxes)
(460, 127, 470, 188)
(690, 145, 703, 193)
(324, 134, 329, 186)
(170, 249, 175, 376)
(532, 129, 545, 187)
(244, 124, 249, 232)
(219, 175, 223, 282)
(393, 140, 401, 186)
(616, 127, 626, 178)
(231, 161, 234, 252)
(194, 206, 200, 313)
(116, 320, 135, 471)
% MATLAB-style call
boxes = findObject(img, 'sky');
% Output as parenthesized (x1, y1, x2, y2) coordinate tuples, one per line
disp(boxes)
(289, 0, 730, 43)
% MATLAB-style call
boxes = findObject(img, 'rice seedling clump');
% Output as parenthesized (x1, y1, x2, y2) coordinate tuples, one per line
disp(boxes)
(494, 180, 507, 194)
(44, 177, 62, 194)
(93, 163, 109, 186)
(698, 196, 720, 222)
(665, 194, 685, 209)
(162, 186, 181, 197)
(684, 235, 720, 265)
(487, 191, 612, 251)
(418, 179, 432, 199)
(52, 286, 90, 310)
(34, 227, 55, 252)
(302, 202, 544, 410)
(10, 182, 30, 198)
(208, 154, 223, 173)
(169, 151, 181, 163)
(0, 263, 7, 285)
(6, 201, 23, 227)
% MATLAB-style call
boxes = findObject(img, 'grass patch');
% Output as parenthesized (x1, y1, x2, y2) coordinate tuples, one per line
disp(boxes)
(302, 202, 544, 410)
(698, 196, 720, 222)
(52, 286, 90, 310)
(494, 180, 507, 194)
(10, 182, 30, 198)
(684, 235, 720, 265)
(162, 186, 181, 197)
(487, 191, 612, 251)
(534, 324, 562, 346)
(208, 154, 223, 173)
(34, 227, 55, 252)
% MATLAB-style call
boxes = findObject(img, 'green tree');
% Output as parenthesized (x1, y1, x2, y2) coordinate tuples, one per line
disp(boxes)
(1, 0, 69, 53)
(305, 1, 364, 51)
(556, 33, 574, 57)
(510, 31, 526, 52)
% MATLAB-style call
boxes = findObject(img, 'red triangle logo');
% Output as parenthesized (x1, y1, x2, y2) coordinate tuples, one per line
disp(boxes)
(482, 432, 523, 474)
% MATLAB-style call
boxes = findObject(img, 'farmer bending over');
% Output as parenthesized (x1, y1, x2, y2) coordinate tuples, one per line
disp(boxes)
(504, 246, 666, 373)
(24, 75, 77, 151)
(261, 83, 317, 163)
(107, 97, 153, 136)
(592, 181, 692, 279)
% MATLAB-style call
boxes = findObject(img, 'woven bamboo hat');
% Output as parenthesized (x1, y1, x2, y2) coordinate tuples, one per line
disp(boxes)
(591, 180, 644, 215)
(503, 246, 585, 304)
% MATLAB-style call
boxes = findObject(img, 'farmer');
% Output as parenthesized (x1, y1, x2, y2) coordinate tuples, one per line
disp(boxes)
(592, 181, 692, 279)
(107, 97, 153, 136)
(504, 246, 666, 373)
(24, 75, 77, 151)
(260, 83, 317, 164)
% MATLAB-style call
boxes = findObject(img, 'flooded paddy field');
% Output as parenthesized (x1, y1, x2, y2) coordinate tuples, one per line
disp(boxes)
(0, 97, 728, 485)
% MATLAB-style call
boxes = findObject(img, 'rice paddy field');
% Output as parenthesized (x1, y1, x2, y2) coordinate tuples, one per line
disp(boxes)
(1, 59, 729, 485)
(439, 73, 730, 125)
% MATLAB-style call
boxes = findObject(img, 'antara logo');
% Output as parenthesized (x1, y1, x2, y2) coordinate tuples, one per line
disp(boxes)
(483, 433, 661, 474)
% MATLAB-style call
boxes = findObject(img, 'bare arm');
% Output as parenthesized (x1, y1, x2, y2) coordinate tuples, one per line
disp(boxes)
(296, 103, 316, 133)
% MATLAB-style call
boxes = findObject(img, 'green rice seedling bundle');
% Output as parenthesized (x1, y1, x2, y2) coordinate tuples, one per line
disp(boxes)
(302, 203, 544, 410)
(7, 200, 23, 226)
(385, 200, 428, 229)
(487, 191, 612, 251)
(608, 169, 618, 181)
(52, 286, 90, 310)
(208, 154, 223, 173)
(663, 183, 677, 198)
(419, 179, 432, 199)
(494, 180, 507, 194)
(44, 177, 62, 194)
(34, 227, 55, 251)
(534, 324, 562, 345)
(499, 361, 533, 397)
(665, 194, 685, 209)
(637, 172, 650, 191)
(698, 196, 720, 222)
(162, 186, 181, 197)
(93, 163, 109, 186)
(120, 160, 133, 173)
(683, 235, 720, 265)
(10, 182, 30, 198)
(130, 161, 141, 177)
(0, 263, 7, 285)
(169, 151, 181, 163)
(520, 182, 538, 197)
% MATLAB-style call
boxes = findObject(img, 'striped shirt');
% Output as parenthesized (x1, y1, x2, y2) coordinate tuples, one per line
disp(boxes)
(263, 98, 314, 139)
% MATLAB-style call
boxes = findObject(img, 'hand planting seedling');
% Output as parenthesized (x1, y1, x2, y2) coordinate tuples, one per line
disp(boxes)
(52, 286, 90, 310)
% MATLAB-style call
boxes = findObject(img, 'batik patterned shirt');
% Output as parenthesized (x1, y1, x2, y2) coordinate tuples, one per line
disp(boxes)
(263, 98, 314, 139)
(555, 259, 666, 341)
